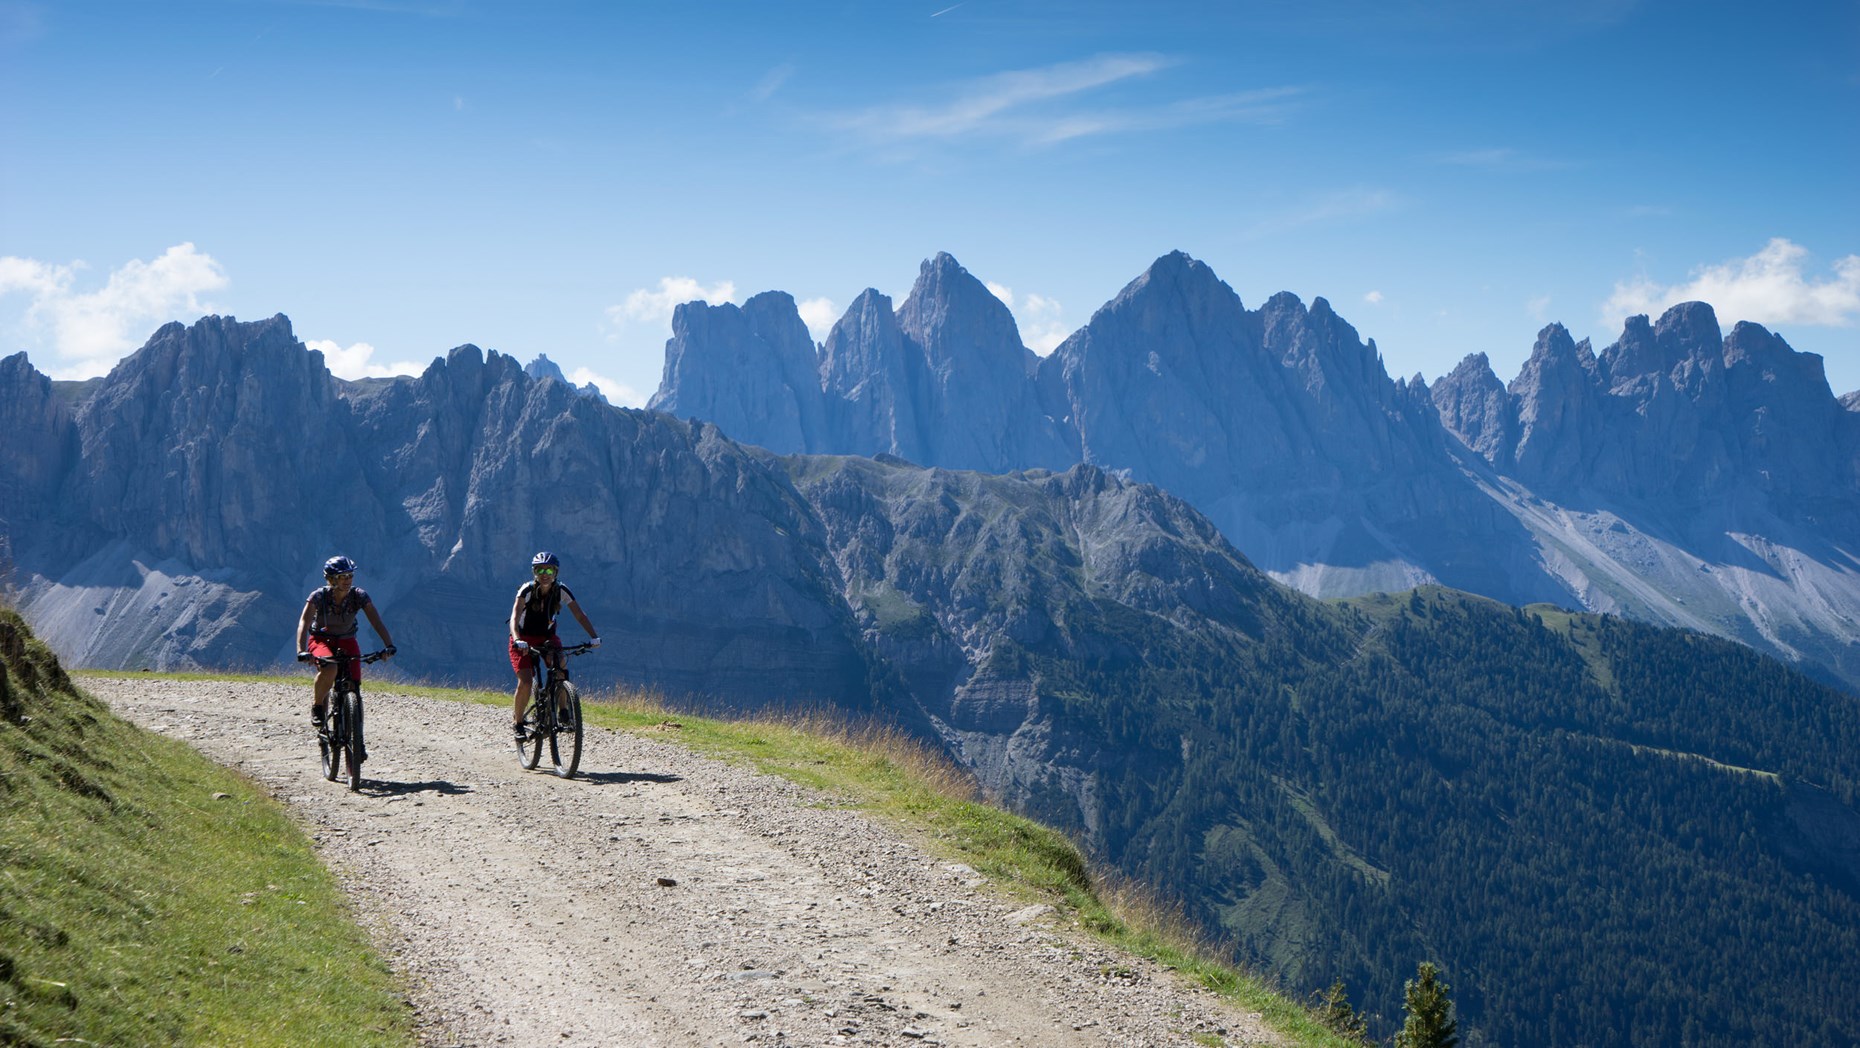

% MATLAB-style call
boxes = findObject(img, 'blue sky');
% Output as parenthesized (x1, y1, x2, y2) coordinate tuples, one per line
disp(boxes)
(3, 0, 1856, 403)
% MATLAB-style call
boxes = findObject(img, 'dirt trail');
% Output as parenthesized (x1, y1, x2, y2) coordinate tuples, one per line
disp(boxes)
(88, 677, 1285, 1047)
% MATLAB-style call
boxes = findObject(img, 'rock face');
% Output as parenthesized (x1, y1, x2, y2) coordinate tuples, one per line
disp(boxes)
(652, 252, 1860, 692)
(1, 317, 873, 704)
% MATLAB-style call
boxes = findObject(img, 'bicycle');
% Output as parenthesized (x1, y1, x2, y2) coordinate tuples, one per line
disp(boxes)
(515, 640, 594, 778)
(305, 649, 389, 791)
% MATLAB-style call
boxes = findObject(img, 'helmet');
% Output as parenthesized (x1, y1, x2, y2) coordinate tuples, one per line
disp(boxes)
(531, 551, 560, 568)
(323, 555, 357, 577)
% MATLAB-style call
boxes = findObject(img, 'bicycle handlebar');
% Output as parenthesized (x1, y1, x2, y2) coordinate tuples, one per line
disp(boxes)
(304, 649, 393, 668)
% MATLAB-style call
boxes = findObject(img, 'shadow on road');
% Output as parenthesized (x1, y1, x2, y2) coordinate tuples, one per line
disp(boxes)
(575, 770, 682, 786)
(362, 778, 475, 797)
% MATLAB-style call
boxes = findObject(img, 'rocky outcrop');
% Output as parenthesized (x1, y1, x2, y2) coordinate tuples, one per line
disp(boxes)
(523, 354, 607, 402)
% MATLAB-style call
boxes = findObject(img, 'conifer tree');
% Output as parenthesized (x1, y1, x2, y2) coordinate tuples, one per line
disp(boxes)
(1395, 961, 1458, 1048)
(1313, 979, 1369, 1041)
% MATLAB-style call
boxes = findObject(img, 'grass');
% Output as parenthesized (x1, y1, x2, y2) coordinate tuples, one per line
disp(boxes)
(71, 667, 1366, 1047)
(2, 614, 413, 1047)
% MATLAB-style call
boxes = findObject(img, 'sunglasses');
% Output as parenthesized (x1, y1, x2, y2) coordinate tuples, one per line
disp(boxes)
(328, 572, 354, 581)
(533, 567, 558, 576)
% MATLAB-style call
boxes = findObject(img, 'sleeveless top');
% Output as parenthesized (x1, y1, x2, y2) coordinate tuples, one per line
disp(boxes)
(514, 580, 576, 635)
(306, 586, 372, 638)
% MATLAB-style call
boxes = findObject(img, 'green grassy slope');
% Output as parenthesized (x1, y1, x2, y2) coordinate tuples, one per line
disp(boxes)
(0, 610, 412, 1047)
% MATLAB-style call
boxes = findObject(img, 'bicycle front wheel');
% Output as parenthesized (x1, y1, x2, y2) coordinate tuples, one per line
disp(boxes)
(548, 680, 582, 779)
(342, 689, 365, 791)
(516, 696, 545, 770)
(318, 710, 339, 781)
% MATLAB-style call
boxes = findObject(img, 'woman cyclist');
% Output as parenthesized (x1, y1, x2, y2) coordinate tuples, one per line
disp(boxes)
(509, 551, 599, 743)
(295, 555, 396, 725)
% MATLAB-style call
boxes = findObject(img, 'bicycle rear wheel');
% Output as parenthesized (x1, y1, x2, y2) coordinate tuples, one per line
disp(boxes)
(516, 694, 545, 770)
(342, 688, 365, 791)
(548, 680, 582, 778)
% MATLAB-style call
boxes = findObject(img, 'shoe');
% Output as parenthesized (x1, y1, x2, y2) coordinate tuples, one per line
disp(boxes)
(312, 707, 328, 729)
(513, 723, 529, 743)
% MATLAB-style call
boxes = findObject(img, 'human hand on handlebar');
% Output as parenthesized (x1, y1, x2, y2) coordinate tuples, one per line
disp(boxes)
(513, 640, 529, 651)
(590, 636, 601, 648)
(297, 650, 311, 662)
(384, 645, 396, 658)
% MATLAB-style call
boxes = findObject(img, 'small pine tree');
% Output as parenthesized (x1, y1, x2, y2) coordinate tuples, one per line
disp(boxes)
(1394, 961, 1458, 1048)
(1312, 979, 1369, 1042)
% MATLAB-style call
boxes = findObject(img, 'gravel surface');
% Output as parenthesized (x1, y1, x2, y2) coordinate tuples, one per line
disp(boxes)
(88, 677, 1288, 1048)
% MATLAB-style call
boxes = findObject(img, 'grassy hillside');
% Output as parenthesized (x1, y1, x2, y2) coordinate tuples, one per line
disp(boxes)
(0, 609, 412, 1046)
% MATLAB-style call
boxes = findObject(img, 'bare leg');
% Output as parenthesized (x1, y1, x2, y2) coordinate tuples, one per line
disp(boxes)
(512, 666, 535, 728)
(313, 664, 335, 716)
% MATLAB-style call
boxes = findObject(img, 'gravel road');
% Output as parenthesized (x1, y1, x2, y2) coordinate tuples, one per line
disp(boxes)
(87, 677, 1287, 1048)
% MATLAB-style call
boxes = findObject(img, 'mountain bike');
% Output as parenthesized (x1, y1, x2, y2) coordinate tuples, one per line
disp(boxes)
(307, 649, 389, 791)
(515, 641, 594, 778)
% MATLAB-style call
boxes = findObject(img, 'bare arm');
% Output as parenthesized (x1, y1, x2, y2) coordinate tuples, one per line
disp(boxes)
(509, 591, 526, 641)
(566, 598, 597, 641)
(296, 600, 315, 652)
(363, 602, 395, 652)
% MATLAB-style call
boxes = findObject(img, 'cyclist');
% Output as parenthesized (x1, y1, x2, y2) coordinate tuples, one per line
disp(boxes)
(509, 551, 599, 743)
(295, 555, 396, 726)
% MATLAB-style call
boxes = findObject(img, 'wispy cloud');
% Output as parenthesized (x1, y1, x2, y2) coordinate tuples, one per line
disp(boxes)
(931, 2, 967, 16)
(1243, 187, 1401, 239)
(1364, 290, 1385, 305)
(751, 63, 795, 102)
(985, 282, 1071, 353)
(303, 338, 426, 380)
(607, 276, 738, 332)
(0, 243, 228, 379)
(1603, 238, 1860, 330)
(823, 53, 1301, 151)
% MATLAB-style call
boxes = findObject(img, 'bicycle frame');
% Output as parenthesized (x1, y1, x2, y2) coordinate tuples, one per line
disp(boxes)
(309, 649, 388, 790)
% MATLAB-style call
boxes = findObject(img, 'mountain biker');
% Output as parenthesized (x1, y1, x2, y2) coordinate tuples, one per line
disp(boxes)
(509, 551, 599, 743)
(505, 554, 598, 740)
(295, 556, 396, 726)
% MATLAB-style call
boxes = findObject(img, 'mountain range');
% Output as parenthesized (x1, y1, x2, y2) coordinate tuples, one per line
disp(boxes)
(652, 251, 1860, 694)
(3, 273, 1859, 1044)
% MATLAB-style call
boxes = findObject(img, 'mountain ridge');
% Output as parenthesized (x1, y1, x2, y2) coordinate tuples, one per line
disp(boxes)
(652, 250, 1860, 691)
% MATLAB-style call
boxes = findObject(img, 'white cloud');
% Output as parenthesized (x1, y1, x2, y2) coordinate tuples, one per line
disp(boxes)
(0, 243, 228, 378)
(303, 338, 426, 380)
(985, 281, 1015, 307)
(1015, 291, 1071, 355)
(1364, 290, 1385, 305)
(609, 276, 739, 331)
(1603, 238, 1860, 331)
(796, 296, 838, 342)
(568, 366, 644, 408)
(1527, 294, 1552, 322)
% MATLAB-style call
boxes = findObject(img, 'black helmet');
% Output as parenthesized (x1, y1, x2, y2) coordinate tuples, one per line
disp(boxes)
(323, 555, 357, 577)
(531, 551, 560, 568)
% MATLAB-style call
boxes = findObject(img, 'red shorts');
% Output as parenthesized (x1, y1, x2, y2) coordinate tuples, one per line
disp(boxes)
(510, 633, 559, 674)
(309, 637, 362, 678)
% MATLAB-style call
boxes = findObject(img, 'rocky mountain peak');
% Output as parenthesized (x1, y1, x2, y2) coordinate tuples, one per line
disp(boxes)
(1432, 352, 1517, 465)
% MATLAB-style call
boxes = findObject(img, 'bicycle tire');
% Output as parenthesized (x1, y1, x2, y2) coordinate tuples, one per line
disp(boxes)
(318, 708, 339, 782)
(342, 688, 365, 791)
(548, 680, 582, 778)
(517, 691, 545, 770)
